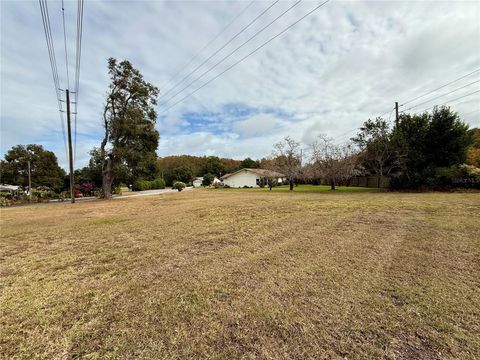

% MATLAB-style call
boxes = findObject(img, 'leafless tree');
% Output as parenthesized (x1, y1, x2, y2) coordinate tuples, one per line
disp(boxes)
(309, 135, 358, 190)
(272, 136, 302, 190)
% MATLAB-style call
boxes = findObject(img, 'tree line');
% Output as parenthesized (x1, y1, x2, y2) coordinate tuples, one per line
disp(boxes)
(267, 110, 479, 190)
(1, 58, 479, 197)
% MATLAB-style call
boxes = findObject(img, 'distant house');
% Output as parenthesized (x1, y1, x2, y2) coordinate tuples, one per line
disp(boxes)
(0, 184, 20, 192)
(193, 176, 222, 187)
(221, 168, 286, 188)
(192, 177, 203, 188)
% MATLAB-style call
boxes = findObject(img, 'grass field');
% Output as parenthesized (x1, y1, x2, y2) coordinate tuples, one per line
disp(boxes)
(1, 190, 479, 359)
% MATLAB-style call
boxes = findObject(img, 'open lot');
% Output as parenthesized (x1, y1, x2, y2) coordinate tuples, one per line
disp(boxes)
(1, 188, 479, 359)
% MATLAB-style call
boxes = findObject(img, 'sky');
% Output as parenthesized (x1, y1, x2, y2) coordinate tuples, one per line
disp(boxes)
(1, 0, 480, 170)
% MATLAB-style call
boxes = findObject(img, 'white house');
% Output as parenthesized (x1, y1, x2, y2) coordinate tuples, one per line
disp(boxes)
(221, 168, 286, 188)
(0, 184, 20, 192)
(192, 177, 203, 188)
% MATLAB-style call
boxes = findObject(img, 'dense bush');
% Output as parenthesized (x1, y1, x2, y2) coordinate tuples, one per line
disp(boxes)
(31, 189, 57, 200)
(132, 178, 165, 191)
(80, 182, 95, 196)
(113, 185, 123, 195)
(202, 173, 214, 187)
(0, 188, 73, 206)
(150, 178, 166, 189)
(133, 179, 151, 191)
(0, 193, 12, 206)
(433, 164, 480, 189)
(391, 164, 480, 190)
(173, 181, 186, 192)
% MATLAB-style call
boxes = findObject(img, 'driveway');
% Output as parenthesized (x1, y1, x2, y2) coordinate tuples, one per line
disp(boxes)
(116, 187, 193, 199)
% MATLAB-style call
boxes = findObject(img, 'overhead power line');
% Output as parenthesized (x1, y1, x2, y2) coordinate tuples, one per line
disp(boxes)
(160, 0, 255, 92)
(400, 79, 480, 113)
(333, 69, 480, 143)
(376, 107, 395, 119)
(414, 89, 480, 114)
(39, 0, 68, 156)
(73, 0, 84, 163)
(159, 0, 280, 101)
(461, 108, 480, 116)
(61, 0, 70, 88)
(162, 0, 330, 113)
(400, 68, 480, 107)
(162, 0, 323, 110)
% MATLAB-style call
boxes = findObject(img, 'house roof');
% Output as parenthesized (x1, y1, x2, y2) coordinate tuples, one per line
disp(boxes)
(0, 184, 20, 191)
(221, 168, 286, 180)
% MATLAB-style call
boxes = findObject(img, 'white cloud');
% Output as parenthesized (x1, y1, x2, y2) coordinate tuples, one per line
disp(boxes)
(233, 113, 277, 137)
(1, 0, 479, 169)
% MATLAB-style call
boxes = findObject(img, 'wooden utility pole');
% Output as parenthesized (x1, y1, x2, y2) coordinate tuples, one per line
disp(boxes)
(395, 101, 399, 126)
(66, 89, 75, 203)
(27, 160, 32, 202)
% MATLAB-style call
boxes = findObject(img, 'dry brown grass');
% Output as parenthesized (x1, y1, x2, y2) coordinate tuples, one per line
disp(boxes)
(1, 190, 479, 359)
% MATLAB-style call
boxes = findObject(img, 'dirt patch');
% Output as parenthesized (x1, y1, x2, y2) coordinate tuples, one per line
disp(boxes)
(391, 333, 443, 360)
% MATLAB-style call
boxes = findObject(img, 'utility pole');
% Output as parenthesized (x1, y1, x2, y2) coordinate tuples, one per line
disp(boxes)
(27, 160, 32, 202)
(66, 89, 75, 203)
(395, 101, 399, 126)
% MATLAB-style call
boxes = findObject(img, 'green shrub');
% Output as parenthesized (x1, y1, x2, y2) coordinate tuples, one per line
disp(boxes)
(0, 194, 12, 207)
(31, 190, 52, 202)
(202, 173, 214, 187)
(459, 164, 480, 177)
(133, 179, 151, 191)
(173, 181, 186, 192)
(113, 185, 123, 195)
(150, 178, 166, 189)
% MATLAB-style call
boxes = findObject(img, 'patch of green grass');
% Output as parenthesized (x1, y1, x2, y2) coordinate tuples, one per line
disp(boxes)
(211, 184, 384, 193)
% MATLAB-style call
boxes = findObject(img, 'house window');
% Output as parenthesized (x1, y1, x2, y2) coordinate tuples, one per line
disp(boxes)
(256, 178, 260, 185)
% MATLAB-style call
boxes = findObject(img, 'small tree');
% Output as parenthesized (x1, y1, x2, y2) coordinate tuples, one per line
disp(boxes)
(272, 136, 302, 190)
(172, 165, 194, 184)
(173, 181, 186, 192)
(351, 118, 402, 187)
(310, 135, 358, 190)
(267, 177, 277, 191)
(202, 173, 214, 187)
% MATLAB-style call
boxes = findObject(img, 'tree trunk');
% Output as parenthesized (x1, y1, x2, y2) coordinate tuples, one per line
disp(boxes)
(331, 178, 336, 190)
(289, 179, 294, 191)
(101, 156, 114, 199)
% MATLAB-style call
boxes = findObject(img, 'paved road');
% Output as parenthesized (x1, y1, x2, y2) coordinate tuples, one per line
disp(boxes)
(115, 187, 193, 199)
(4, 187, 193, 208)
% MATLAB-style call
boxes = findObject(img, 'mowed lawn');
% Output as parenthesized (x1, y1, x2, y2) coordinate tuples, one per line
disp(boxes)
(1, 190, 479, 359)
